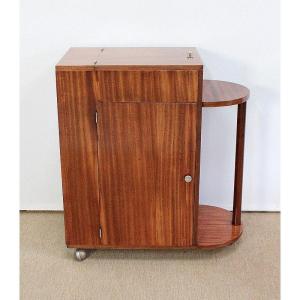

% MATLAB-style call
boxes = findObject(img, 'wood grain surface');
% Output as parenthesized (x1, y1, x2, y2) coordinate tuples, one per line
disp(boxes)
(97, 102, 198, 247)
(197, 205, 243, 249)
(192, 71, 203, 244)
(93, 70, 199, 102)
(56, 47, 203, 71)
(56, 71, 101, 247)
(202, 80, 249, 107)
(67, 204, 243, 250)
(232, 102, 247, 225)
(56, 47, 206, 249)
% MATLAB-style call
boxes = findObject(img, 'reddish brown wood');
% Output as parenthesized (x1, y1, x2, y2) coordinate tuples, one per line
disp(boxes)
(202, 80, 249, 107)
(56, 48, 203, 249)
(197, 205, 243, 249)
(56, 71, 101, 247)
(232, 102, 247, 225)
(192, 71, 203, 244)
(96, 102, 198, 247)
(93, 70, 199, 102)
(68, 204, 243, 250)
(201, 79, 249, 227)
(56, 47, 203, 71)
(54, 48, 251, 250)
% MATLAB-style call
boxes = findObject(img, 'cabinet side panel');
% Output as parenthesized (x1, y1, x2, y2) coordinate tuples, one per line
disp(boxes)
(56, 71, 100, 247)
(193, 69, 203, 244)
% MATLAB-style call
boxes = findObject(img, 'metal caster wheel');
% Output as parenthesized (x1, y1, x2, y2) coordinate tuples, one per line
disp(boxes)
(74, 249, 88, 261)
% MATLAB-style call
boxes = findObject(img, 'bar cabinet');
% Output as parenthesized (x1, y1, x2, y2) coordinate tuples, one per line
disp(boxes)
(56, 48, 249, 260)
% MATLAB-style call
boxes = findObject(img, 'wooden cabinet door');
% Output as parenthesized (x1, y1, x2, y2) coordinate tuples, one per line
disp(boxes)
(97, 102, 198, 247)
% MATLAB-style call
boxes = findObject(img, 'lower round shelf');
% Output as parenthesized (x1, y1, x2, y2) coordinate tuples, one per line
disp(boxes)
(196, 205, 243, 249)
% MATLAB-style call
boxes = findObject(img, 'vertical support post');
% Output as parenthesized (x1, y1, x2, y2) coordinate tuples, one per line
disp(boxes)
(232, 102, 247, 225)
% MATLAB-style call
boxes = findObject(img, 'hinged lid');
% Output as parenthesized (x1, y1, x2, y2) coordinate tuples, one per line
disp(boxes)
(56, 47, 203, 71)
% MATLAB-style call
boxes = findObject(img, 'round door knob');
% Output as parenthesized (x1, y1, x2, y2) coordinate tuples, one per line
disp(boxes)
(184, 175, 193, 183)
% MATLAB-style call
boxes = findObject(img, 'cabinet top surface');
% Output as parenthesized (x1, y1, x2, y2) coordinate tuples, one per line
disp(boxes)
(56, 47, 203, 70)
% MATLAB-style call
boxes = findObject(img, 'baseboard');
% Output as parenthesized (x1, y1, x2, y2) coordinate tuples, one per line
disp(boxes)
(20, 203, 64, 211)
(20, 205, 280, 212)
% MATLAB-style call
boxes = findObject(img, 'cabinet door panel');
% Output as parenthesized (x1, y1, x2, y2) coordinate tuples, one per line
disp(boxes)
(97, 102, 197, 247)
(56, 71, 101, 247)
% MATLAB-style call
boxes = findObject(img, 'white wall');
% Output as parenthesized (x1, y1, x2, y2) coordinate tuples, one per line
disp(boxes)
(20, 0, 280, 211)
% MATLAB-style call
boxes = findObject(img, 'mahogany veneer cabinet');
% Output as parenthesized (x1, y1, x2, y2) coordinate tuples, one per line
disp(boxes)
(56, 47, 249, 261)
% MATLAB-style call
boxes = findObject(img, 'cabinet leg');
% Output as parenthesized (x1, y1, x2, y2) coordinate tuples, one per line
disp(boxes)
(232, 102, 247, 225)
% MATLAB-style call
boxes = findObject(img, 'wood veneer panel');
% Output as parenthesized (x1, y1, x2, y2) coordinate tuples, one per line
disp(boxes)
(197, 205, 243, 249)
(192, 70, 203, 244)
(56, 71, 100, 247)
(93, 70, 199, 102)
(56, 47, 203, 71)
(97, 102, 197, 247)
(202, 80, 249, 107)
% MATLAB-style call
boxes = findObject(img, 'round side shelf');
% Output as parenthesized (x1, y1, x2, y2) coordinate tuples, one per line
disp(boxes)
(202, 80, 249, 107)
(196, 205, 243, 249)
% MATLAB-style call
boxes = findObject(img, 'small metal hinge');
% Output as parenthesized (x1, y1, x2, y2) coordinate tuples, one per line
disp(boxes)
(99, 226, 102, 239)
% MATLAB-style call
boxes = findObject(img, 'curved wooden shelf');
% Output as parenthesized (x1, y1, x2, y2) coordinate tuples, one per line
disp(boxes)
(202, 80, 249, 107)
(196, 205, 243, 249)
